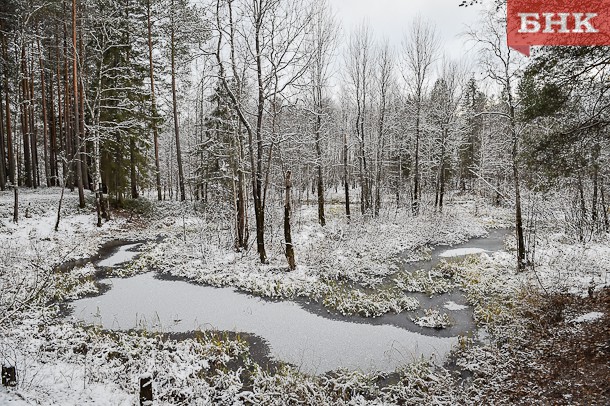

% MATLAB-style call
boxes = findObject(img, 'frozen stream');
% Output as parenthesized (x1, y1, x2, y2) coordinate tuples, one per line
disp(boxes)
(68, 230, 508, 375)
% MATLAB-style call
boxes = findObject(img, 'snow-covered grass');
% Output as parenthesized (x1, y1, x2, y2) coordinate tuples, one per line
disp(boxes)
(132, 199, 491, 304)
(1, 309, 249, 405)
(527, 234, 610, 296)
(412, 310, 453, 329)
(322, 283, 420, 317)
(1, 188, 608, 404)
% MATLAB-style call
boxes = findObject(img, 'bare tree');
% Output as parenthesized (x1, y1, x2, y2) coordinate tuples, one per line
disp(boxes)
(373, 40, 393, 216)
(402, 16, 439, 215)
(467, 9, 527, 270)
(346, 22, 374, 215)
(429, 58, 465, 211)
(214, 0, 312, 263)
(308, 0, 337, 226)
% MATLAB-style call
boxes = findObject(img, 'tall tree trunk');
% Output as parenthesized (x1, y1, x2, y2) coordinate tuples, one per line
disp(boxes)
(253, 9, 267, 264)
(130, 136, 138, 198)
(72, 0, 85, 208)
(63, 13, 73, 191)
(592, 161, 599, 226)
(37, 39, 51, 187)
(314, 110, 325, 226)
(28, 55, 39, 188)
(412, 108, 420, 215)
(343, 130, 350, 221)
(48, 47, 58, 186)
(55, 27, 64, 185)
(578, 174, 586, 241)
(146, 0, 162, 201)
(438, 128, 447, 212)
(2, 36, 15, 185)
(600, 181, 609, 232)
(514, 160, 525, 268)
(20, 44, 32, 187)
(78, 29, 88, 190)
(0, 68, 6, 191)
(511, 122, 525, 269)
(235, 168, 247, 250)
(284, 170, 296, 270)
(170, 0, 186, 202)
(13, 186, 18, 223)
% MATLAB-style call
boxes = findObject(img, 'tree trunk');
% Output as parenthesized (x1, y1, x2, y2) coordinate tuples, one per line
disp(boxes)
(512, 141, 525, 269)
(438, 128, 447, 212)
(13, 187, 18, 223)
(235, 169, 247, 250)
(62, 23, 73, 191)
(412, 110, 420, 216)
(48, 51, 58, 186)
(253, 11, 267, 264)
(130, 136, 138, 198)
(578, 174, 586, 241)
(0, 70, 6, 191)
(284, 170, 296, 270)
(55, 179, 65, 231)
(1, 35, 15, 185)
(315, 111, 325, 226)
(600, 181, 609, 232)
(146, 0, 162, 201)
(170, 0, 186, 202)
(28, 55, 40, 188)
(55, 27, 65, 186)
(343, 131, 350, 221)
(37, 39, 51, 187)
(78, 30, 88, 191)
(592, 164, 598, 226)
(20, 44, 32, 188)
(72, 0, 85, 208)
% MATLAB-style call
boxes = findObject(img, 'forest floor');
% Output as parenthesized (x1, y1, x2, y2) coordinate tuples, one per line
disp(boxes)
(0, 187, 608, 405)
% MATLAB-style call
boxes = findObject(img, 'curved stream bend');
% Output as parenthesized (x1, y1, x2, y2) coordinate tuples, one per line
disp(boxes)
(68, 230, 508, 375)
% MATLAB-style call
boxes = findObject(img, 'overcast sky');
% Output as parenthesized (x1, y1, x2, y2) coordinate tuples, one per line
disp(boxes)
(329, 0, 484, 60)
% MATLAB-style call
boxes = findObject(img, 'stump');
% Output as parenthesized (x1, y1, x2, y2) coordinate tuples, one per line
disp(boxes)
(139, 373, 153, 406)
(2, 365, 17, 387)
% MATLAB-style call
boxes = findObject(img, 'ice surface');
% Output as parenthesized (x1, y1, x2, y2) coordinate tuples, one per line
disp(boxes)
(443, 301, 468, 311)
(438, 247, 488, 258)
(70, 273, 457, 374)
(97, 244, 141, 267)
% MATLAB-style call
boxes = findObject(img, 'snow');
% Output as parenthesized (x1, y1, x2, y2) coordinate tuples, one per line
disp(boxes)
(523, 237, 610, 296)
(444, 301, 469, 311)
(438, 247, 488, 258)
(570, 312, 604, 324)
(411, 310, 452, 329)
(2, 188, 607, 404)
(0, 388, 29, 405)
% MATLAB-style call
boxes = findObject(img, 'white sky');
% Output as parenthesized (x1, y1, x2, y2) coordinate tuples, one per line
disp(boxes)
(329, 0, 484, 60)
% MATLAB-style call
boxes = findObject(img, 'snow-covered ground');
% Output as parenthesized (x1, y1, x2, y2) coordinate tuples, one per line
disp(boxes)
(1, 188, 608, 404)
